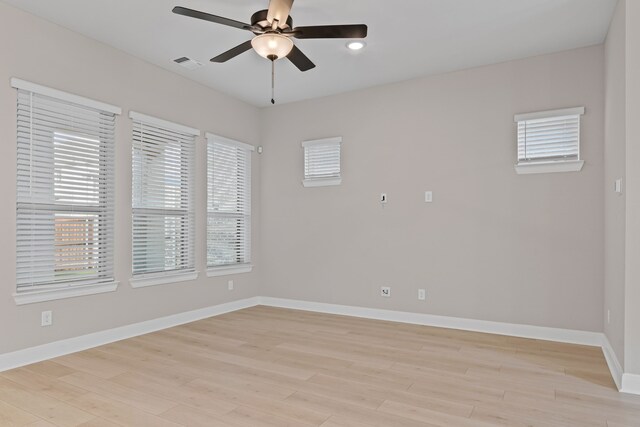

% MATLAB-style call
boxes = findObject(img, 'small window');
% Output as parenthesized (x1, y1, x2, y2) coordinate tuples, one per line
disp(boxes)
(302, 137, 342, 187)
(207, 134, 254, 276)
(514, 107, 585, 174)
(13, 79, 120, 304)
(130, 112, 198, 287)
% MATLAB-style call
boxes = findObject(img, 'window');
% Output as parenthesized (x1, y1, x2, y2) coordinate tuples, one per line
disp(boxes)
(514, 107, 585, 174)
(302, 137, 342, 187)
(130, 112, 198, 287)
(13, 78, 120, 304)
(207, 133, 254, 276)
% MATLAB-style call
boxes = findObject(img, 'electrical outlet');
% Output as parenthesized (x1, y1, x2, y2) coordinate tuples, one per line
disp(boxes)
(418, 289, 426, 301)
(425, 191, 433, 203)
(228, 280, 234, 291)
(380, 286, 391, 297)
(41, 311, 52, 327)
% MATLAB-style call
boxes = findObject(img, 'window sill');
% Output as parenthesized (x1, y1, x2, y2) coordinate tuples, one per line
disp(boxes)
(514, 160, 584, 175)
(302, 178, 342, 188)
(13, 281, 119, 305)
(129, 271, 198, 289)
(207, 265, 253, 277)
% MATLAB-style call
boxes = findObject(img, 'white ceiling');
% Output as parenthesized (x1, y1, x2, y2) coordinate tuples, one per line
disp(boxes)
(4, 0, 617, 107)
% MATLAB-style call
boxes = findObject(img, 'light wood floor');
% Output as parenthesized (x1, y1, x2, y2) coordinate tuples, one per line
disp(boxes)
(1, 306, 640, 427)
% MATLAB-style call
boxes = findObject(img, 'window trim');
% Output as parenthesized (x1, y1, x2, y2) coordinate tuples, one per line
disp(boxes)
(207, 264, 253, 277)
(129, 271, 199, 289)
(514, 107, 585, 175)
(13, 79, 120, 304)
(206, 133, 255, 152)
(514, 107, 585, 123)
(129, 111, 200, 137)
(302, 177, 342, 187)
(206, 133, 254, 274)
(302, 136, 343, 187)
(514, 160, 585, 175)
(11, 78, 121, 114)
(13, 281, 119, 306)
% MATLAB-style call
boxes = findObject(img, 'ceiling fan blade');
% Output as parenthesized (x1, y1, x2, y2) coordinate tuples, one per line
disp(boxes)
(287, 45, 315, 72)
(210, 40, 254, 63)
(266, 0, 294, 29)
(291, 24, 368, 39)
(172, 6, 252, 31)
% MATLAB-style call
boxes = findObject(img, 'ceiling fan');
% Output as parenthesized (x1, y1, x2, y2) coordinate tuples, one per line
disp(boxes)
(172, 0, 368, 103)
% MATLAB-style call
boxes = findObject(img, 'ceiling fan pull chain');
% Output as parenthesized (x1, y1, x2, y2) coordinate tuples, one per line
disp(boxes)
(271, 59, 276, 105)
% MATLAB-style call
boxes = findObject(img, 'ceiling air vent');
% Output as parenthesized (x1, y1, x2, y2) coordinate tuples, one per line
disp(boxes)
(173, 57, 202, 70)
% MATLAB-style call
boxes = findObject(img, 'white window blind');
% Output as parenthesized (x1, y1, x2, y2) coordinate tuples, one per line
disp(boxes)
(131, 112, 197, 278)
(15, 81, 118, 293)
(302, 137, 342, 187)
(515, 107, 584, 164)
(207, 134, 253, 270)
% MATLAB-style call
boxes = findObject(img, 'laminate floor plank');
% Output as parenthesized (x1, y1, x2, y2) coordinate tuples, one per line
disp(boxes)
(58, 371, 178, 415)
(0, 377, 95, 426)
(0, 399, 40, 426)
(64, 393, 182, 427)
(1, 368, 87, 402)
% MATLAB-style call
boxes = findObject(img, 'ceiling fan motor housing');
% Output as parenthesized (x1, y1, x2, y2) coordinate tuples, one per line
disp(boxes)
(250, 9, 293, 32)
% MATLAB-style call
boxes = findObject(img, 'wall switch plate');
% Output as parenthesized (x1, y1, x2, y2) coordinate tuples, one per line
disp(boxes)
(425, 191, 433, 203)
(380, 193, 388, 204)
(41, 311, 52, 327)
(418, 289, 426, 301)
(228, 280, 234, 291)
(607, 309, 611, 324)
(615, 179, 622, 194)
(380, 286, 391, 297)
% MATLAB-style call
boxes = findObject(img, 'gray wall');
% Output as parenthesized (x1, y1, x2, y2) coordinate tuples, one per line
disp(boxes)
(603, 0, 640, 377)
(260, 45, 605, 333)
(0, 2, 262, 354)
(604, 0, 627, 368)
(624, 0, 640, 376)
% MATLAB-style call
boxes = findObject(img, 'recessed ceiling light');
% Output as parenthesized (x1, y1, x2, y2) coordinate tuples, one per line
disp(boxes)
(346, 41, 366, 51)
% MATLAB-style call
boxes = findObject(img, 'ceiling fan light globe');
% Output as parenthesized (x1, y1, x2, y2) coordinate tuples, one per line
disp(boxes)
(251, 33, 294, 60)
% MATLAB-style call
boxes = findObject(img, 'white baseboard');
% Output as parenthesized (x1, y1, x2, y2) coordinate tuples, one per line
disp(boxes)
(622, 373, 640, 395)
(0, 297, 260, 373)
(601, 335, 624, 390)
(1, 295, 637, 396)
(258, 297, 603, 346)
